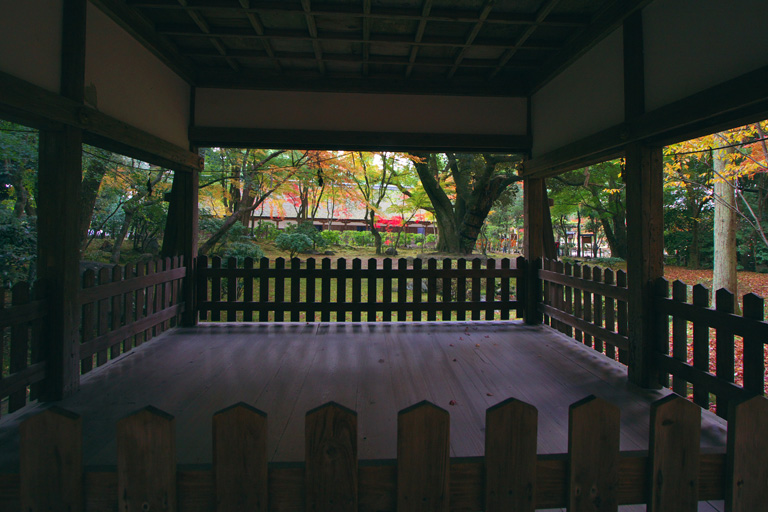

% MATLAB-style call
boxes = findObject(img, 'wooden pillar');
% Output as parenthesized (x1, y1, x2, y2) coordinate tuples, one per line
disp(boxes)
(37, 0, 86, 400)
(523, 178, 544, 324)
(623, 11, 664, 387)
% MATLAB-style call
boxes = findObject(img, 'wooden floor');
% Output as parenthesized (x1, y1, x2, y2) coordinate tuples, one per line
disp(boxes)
(0, 321, 726, 510)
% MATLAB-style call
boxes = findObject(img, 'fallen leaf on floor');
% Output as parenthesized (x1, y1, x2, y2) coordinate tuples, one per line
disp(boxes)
(486, 393, 493, 396)
(475, 344, 480, 347)
(453, 358, 457, 362)
(378, 359, 385, 363)
(449, 400, 457, 406)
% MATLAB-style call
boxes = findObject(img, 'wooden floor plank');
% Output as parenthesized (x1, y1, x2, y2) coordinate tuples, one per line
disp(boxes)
(0, 321, 727, 475)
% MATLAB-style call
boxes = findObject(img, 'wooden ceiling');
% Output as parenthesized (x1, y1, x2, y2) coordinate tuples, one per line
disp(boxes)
(95, 0, 649, 96)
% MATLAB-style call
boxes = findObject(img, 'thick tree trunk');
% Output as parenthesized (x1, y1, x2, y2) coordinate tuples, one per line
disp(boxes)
(712, 147, 738, 308)
(110, 208, 135, 263)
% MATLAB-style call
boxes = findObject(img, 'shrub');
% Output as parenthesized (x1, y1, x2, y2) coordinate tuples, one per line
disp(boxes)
(217, 241, 265, 264)
(319, 230, 341, 246)
(286, 221, 327, 251)
(275, 232, 313, 258)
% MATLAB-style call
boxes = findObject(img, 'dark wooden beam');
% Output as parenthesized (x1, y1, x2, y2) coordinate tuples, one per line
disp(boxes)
(529, 0, 653, 94)
(522, 64, 768, 178)
(127, 0, 589, 27)
(192, 70, 528, 97)
(38, 0, 88, 401)
(446, 0, 495, 79)
(90, 0, 196, 83)
(405, 0, 432, 78)
(238, 0, 281, 72)
(189, 127, 531, 153)
(300, 0, 326, 75)
(0, 70, 202, 172)
(176, 0, 239, 72)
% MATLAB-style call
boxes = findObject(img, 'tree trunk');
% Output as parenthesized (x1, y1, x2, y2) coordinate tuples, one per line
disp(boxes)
(110, 208, 135, 263)
(712, 147, 738, 309)
(79, 157, 108, 248)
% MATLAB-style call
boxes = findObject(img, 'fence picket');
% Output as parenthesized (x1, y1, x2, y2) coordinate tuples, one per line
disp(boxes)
(352, 259, 362, 322)
(617, 271, 628, 364)
(485, 398, 537, 512)
(471, 258, 482, 321)
(741, 294, 765, 396)
(573, 265, 583, 342)
(568, 396, 619, 512)
(243, 258, 254, 322)
(582, 266, 593, 349)
(428, 259, 437, 321)
(213, 403, 268, 512)
(306, 258, 317, 322)
(715, 288, 735, 419)
(97, 267, 111, 367)
(291, 258, 301, 322)
(366, 258, 377, 322)
(648, 395, 700, 512)
(117, 407, 176, 512)
(80, 272, 96, 375)
(382, 259, 392, 322)
(604, 269, 615, 360)
(672, 280, 688, 395)
(397, 258, 407, 321)
(274, 258, 285, 322)
(142, 260, 155, 341)
(229, 257, 239, 322)
(456, 259, 467, 321)
(197, 256, 209, 322)
(306, 402, 358, 512)
(592, 267, 603, 352)
(442, 258, 452, 321)
(20, 407, 82, 511)
(726, 396, 768, 511)
(397, 401, 450, 512)
(122, 263, 135, 353)
(259, 257, 270, 322)
(500, 259, 510, 321)
(413, 258, 423, 321)
(9, 283, 30, 412)
(337, 258, 347, 321)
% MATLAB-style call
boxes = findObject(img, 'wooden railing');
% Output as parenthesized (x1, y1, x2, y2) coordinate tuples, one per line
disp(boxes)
(79, 257, 186, 374)
(0, 282, 47, 417)
(3, 393, 765, 511)
(655, 278, 768, 419)
(538, 258, 629, 363)
(197, 256, 525, 323)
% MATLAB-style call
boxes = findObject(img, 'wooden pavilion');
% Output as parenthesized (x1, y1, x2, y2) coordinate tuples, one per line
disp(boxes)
(1, 0, 768, 510)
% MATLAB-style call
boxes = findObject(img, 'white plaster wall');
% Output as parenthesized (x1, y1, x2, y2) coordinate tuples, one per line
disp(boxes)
(195, 89, 528, 136)
(0, 0, 62, 93)
(645, 0, 768, 112)
(85, 3, 190, 148)
(531, 28, 624, 157)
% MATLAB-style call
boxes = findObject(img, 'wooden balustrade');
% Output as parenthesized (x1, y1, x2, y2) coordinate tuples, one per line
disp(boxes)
(78, 257, 186, 374)
(3, 394, 765, 511)
(538, 258, 630, 363)
(0, 282, 47, 417)
(655, 278, 768, 419)
(197, 256, 524, 322)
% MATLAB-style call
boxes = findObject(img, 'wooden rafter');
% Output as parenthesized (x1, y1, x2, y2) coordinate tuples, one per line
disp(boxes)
(127, 0, 588, 28)
(362, 0, 371, 76)
(177, 0, 239, 72)
(489, 0, 562, 80)
(405, 0, 433, 78)
(447, 0, 495, 79)
(239, 0, 281, 72)
(300, 0, 325, 74)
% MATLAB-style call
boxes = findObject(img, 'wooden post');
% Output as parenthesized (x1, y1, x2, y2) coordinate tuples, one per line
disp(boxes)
(726, 396, 768, 511)
(624, 11, 664, 388)
(162, 166, 199, 326)
(213, 403, 268, 512)
(20, 407, 82, 512)
(568, 396, 620, 512)
(397, 401, 450, 512)
(117, 406, 177, 512)
(305, 402, 358, 512)
(37, 0, 87, 400)
(648, 395, 700, 512)
(485, 398, 537, 512)
(523, 178, 545, 324)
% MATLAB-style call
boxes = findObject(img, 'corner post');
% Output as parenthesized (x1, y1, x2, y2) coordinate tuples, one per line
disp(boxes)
(523, 177, 546, 324)
(623, 11, 664, 387)
(37, 0, 87, 400)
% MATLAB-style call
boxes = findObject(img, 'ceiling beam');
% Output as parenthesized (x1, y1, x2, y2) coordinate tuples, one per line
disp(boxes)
(91, 0, 196, 83)
(405, 0, 433, 78)
(300, 0, 326, 74)
(239, 0, 282, 72)
(362, 0, 371, 76)
(127, 0, 589, 27)
(489, 0, 562, 80)
(447, 0, 495, 79)
(528, 0, 653, 93)
(156, 25, 563, 51)
(177, 0, 239, 72)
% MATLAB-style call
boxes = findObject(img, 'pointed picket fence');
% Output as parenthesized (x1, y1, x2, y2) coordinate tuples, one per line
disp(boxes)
(6, 394, 767, 511)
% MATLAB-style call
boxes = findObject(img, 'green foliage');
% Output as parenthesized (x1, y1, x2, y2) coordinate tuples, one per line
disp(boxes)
(253, 221, 281, 241)
(275, 232, 314, 258)
(319, 229, 341, 246)
(0, 208, 37, 286)
(285, 221, 327, 251)
(220, 241, 265, 263)
(426, 233, 437, 245)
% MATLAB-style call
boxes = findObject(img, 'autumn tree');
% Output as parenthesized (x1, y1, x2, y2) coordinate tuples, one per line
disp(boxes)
(198, 148, 311, 255)
(409, 153, 521, 254)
